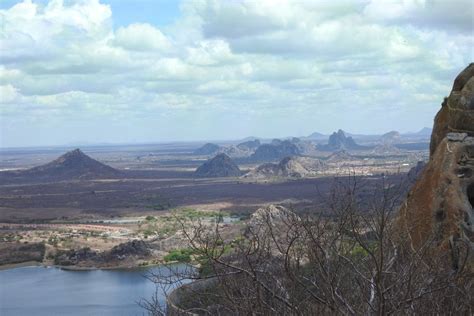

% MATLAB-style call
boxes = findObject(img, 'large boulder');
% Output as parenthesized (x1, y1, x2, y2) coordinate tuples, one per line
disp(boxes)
(399, 64, 474, 269)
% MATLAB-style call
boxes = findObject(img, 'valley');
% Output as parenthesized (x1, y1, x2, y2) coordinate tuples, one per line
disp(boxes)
(0, 130, 428, 269)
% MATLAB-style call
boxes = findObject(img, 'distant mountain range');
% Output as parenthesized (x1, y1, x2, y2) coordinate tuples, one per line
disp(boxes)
(303, 127, 432, 143)
(402, 127, 433, 137)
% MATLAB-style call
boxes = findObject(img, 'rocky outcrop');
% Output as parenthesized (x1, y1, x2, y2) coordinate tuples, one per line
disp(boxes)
(318, 130, 365, 151)
(399, 64, 474, 269)
(250, 204, 298, 227)
(194, 154, 241, 178)
(430, 63, 474, 156)
(250, 140, 300, 161)
(193, 143, 221, 155)
(54, 240, 152, 267)
(400, 134, 474, 268)
(246, 156, 325, 179)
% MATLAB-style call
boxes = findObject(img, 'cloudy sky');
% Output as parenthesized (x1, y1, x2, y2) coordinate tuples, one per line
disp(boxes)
(0, 0, 473, 147)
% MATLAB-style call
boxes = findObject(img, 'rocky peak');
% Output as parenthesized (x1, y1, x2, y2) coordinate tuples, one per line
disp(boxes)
(319, 130, 360, 151)
(56, 149, 88, 164)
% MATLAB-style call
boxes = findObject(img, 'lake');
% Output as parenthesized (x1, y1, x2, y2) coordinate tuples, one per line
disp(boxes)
(0, 264, 188, 316)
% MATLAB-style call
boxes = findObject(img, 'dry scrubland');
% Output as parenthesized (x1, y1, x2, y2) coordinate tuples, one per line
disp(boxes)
(0, 133, 428, 268)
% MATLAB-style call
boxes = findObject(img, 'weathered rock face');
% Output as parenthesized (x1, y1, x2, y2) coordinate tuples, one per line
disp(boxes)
(400, 135, 474, 267)
(407, 161, 427, 182)
(194, 154, 241, 178)
(400, 64, 474, 269)
(430, 63, 474, 156)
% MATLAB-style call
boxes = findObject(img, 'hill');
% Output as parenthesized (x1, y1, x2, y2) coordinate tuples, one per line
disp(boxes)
(306, 131, 327, 140)
(193, 143, 221, 155)
(194, 154, 241, 178)
(250, 140, 300, 161)
(245, 156, 325, 179)
(237, 139, 261, 151)
(0, 149, 120, 183)
(318, 130, 367, 151)
(380, 131, 401, 144)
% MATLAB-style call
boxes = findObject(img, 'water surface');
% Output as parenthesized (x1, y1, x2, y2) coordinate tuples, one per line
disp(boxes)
(0, 265, 186, 316)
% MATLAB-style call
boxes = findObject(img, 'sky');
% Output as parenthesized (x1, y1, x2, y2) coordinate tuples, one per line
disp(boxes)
(0, 0, 473, 147)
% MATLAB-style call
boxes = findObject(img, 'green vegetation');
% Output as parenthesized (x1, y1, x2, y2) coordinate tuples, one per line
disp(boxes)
(164, 208, 229, 221)
(164, 248, 196, 263)
(145, 215, 157, 222)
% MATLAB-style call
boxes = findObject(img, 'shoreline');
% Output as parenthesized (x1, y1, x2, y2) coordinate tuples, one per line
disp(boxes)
(0, 261, 43, 271)
(0, 260, 167, 272)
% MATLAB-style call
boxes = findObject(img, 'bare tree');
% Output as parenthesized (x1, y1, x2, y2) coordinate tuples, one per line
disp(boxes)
(143, 173, 473, 315)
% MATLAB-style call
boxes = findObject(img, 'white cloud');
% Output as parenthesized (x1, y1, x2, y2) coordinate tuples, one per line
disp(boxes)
(364, 0, 474, 33)
(114, 23, 172, 52)
(0, 0, 473, 147)
(0, 84, 20, 103)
